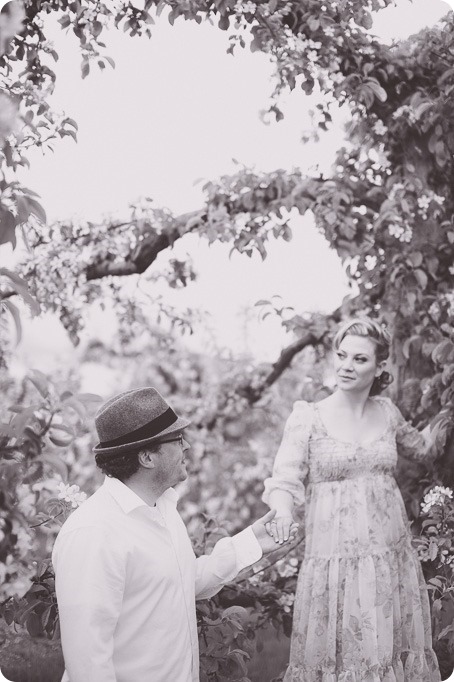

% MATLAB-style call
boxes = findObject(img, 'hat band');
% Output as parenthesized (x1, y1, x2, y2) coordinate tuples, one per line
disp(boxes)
(99, 407, 178, 448)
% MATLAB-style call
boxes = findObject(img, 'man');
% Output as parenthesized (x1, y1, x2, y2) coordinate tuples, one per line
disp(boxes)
(53, 387, 297, 682)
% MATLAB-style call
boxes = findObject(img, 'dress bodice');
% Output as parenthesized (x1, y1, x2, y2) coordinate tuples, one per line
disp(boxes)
(307, 401, 397, 484)
(262, 396, 429, 507)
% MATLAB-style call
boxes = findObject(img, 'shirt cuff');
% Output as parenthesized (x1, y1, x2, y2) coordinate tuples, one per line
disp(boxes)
(230, 525, 262, 572)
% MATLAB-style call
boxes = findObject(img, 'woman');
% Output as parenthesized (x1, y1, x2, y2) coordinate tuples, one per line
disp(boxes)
(263, 318, 441, 681)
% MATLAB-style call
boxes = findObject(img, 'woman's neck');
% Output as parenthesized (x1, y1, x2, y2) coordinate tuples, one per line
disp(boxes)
(331, 388, 372, 416)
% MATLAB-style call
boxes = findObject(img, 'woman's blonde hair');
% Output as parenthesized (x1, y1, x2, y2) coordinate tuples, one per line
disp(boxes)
(332, 317, 393, 395)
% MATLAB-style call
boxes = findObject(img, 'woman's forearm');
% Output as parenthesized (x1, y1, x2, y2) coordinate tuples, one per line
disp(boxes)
(268, 489, 294, 517)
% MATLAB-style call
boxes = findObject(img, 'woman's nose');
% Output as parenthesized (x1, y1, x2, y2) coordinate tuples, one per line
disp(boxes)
(341, 358, 354, 371)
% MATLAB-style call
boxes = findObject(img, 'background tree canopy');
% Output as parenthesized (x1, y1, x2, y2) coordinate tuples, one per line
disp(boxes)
(0, 1, 454, 680)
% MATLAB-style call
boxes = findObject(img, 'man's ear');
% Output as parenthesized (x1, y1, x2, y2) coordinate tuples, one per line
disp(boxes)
(138, 449, 155, 469)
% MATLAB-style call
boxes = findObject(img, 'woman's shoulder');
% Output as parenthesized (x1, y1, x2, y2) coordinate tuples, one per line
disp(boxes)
(371, 395, 397, 410)
(287, 400, 314, 426)
(291, 399, 314, 413)
(371, 395, 402, 422)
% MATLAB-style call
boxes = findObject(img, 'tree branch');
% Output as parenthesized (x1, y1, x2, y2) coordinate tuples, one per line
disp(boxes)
(85, 210, 207, 281)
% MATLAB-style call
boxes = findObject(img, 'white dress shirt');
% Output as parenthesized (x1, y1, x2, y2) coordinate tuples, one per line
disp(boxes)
(52, 476, 262, 682)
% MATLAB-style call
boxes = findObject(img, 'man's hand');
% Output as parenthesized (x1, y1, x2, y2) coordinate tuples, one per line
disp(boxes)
(252, 510, 299, 554)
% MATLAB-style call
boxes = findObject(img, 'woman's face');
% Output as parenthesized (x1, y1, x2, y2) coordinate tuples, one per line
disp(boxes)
(333, 334, 385, 393)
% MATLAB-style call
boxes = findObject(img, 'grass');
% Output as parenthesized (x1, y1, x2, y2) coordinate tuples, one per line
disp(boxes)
(248, 625, 290, 682)
(0, 621, 64, 682)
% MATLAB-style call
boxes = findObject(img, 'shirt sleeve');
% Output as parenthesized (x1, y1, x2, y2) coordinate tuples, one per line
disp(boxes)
(262, 400, 312, 506)
(52, 525, 126, 682)
(382, 397, 430, 461)
(195, 526, 262, 600)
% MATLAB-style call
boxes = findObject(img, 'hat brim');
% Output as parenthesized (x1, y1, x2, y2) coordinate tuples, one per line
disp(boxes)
(93, 416, 191, 456)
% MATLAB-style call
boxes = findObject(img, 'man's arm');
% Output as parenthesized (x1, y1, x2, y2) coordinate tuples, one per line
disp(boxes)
(195, 510, 296, 600)
(53, 526, 125, 682)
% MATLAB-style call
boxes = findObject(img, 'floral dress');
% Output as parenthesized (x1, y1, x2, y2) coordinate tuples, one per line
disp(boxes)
(263, 396, 441, 682)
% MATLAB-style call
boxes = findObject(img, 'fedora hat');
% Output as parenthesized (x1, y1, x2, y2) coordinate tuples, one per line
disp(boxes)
(93, 387, 191, 456)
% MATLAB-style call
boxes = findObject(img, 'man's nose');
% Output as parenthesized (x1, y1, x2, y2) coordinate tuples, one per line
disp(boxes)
(182, 439, 191, 451)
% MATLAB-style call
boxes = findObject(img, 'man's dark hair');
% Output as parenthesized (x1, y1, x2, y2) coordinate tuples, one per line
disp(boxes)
(95, 443, 161, 481)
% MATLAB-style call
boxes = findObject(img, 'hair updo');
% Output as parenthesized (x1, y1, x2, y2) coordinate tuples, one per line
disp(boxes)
(332, 317, 393, 396)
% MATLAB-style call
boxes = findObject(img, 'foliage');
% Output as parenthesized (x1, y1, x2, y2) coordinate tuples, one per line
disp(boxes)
(0, 368, 100, 605)
(414, 486, 454, 679)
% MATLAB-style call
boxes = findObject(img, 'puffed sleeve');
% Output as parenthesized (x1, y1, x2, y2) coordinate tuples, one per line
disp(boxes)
(381, 396, 430, 461)
(262, 400, 312, 506)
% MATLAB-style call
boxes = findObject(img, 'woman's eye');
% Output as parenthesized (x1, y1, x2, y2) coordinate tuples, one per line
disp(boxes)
(355, 358, 366, 363)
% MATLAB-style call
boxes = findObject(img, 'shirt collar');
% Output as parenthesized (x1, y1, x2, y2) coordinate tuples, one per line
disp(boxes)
(103, 476, 179, 514)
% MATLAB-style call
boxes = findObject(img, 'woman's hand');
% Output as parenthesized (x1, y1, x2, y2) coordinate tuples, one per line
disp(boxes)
(265, 514, 299, 545)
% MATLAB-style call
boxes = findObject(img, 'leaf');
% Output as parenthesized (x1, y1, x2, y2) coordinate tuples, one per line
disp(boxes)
(0, 209, 17, 247)
(74, 392, 103, 405)
(41, 454, 68, 479)
(2, 300, 22, 345)
(358, 10, 373, 29)
(432, 340, 454, 366)
(81, 61, 90, 79)
(92, 20, 102, 37)
(407, 251, 423, 268)
(27, 369, 49, 398)
(26, 197, 47, 225)
(0, 268, 40, 315)
(62, 396, 86, 419)
(49, 432, 74, 447)
(413, 269, 428, 289)
(366, 79, 387, 103)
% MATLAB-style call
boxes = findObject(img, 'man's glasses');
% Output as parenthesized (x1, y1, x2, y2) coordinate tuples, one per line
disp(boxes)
(157, 433, 184, 447)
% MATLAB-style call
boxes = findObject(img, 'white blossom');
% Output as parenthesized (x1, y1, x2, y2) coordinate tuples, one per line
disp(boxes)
(388, 223, 404, 239)
(429, 302, 441, 319)
(373, 120, 387, 136)
(392, 105, 416, 124)
(57, 482, 87, 508)
(278, 593, 295, 613)
(276, 557, 299, 578)
(364, 255, 377, 271)
(421, 486, 453, 514)
(236, 1, 256, 13)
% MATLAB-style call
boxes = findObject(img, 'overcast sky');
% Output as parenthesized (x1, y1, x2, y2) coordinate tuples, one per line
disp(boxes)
(5, 0, 452, 373)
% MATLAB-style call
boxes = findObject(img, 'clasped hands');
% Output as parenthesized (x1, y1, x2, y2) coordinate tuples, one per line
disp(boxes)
(252, 510, 299, 555)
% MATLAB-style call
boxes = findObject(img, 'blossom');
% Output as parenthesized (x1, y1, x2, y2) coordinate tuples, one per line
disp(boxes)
(324, 26, 335, 37)
(236, 1, 256, 13)
(388, 223, 404, 239)
(429, 302, 441, 320)
(15, 527, 32, 555)
(373, 120, 387, 136)
(442, 291, 454, 317)
(276, 557, 299, 578)
(278, 593, 295, 613)
(364, 255, 377, 271)
(449, 265, 454, 276)
(57, 482, 87, 508)
(392, 105, 416, 124)
(421, 486, 453, 514)
(388, 222, 412, 243)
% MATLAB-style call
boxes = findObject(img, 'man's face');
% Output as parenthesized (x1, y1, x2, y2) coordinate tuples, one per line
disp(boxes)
(154, 434, 190, 488)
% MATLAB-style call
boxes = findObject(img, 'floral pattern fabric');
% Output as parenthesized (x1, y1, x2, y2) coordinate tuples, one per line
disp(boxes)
(263, 397, 441, 682)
